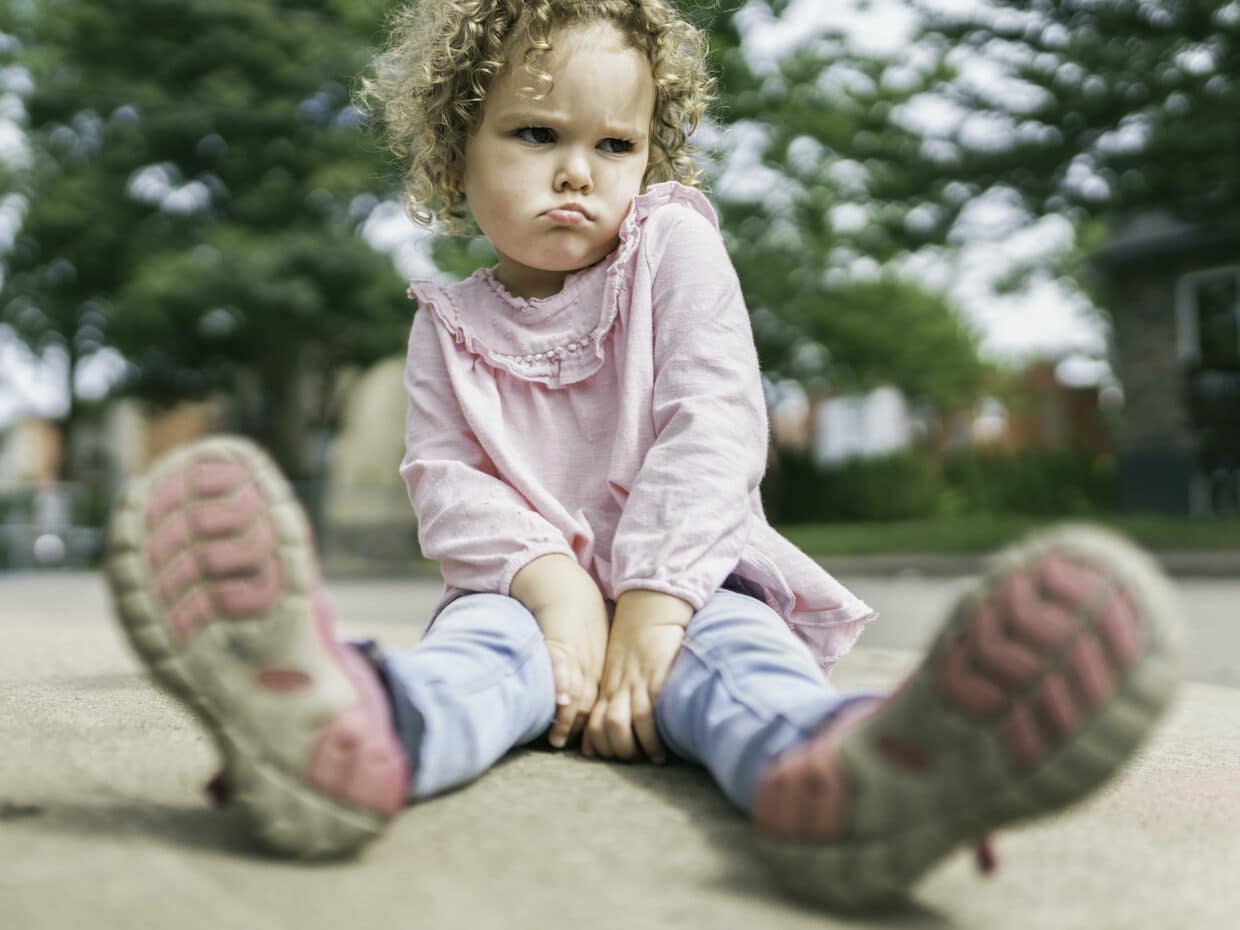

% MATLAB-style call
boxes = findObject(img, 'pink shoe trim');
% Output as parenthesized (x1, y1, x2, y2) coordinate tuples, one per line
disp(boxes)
(256, 668, 313, 691)
(753, 697, 881, 841)
(304, 590, 410, 816)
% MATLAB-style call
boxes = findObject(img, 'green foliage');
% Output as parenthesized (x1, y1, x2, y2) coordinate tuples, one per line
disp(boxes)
(783, 274, 987, 410)
(912, 0, 1239, 224)
(940, 448, 1117, 517)
(779, 513, 1240, 557)
(763, 448, 946, 523)
(110, 226, 410, 474)
(693, 6, 987, 409)
(762, 445, 1116, 524)
(2, 0, 410, 477)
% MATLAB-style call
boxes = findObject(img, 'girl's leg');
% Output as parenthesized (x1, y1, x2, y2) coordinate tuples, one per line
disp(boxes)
(654, 583, 865, 813)
(105, 436, 409, 858)
(366, 592, 557, 800)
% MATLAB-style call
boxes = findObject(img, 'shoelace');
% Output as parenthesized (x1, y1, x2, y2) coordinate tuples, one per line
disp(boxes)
(205, 771, 232, 806)
(975, 835, 998, 875)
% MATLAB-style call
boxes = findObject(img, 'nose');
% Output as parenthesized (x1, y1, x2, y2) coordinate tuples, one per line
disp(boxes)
(553, 145, 593, 194)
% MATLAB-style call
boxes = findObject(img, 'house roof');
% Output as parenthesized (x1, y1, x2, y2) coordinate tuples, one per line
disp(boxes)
(1092, 210, 1240, 269)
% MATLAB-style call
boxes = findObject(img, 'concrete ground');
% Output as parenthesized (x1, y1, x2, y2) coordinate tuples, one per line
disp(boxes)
(2, 570, 1238, 930)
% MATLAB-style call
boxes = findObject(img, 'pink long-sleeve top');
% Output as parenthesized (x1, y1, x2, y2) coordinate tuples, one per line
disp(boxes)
(401, 181, 875, 671)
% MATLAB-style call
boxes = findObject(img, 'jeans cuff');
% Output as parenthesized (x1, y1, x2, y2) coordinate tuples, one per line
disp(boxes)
(348, 638, 425, 770)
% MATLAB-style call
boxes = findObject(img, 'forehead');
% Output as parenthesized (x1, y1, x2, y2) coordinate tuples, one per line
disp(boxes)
(488, 21, 655, 123)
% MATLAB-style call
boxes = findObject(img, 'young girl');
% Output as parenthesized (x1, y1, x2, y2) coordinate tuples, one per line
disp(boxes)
(104, 0, 1182, 910)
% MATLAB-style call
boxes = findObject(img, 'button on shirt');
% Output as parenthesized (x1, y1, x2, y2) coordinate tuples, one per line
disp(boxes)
(401, 182, 875, 672)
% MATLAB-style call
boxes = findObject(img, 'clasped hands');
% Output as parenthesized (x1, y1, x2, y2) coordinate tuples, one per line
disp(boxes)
(512, 554, 694, 763)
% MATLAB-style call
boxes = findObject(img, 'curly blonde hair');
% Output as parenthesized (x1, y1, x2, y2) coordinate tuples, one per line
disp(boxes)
(354, 0, 715, 233)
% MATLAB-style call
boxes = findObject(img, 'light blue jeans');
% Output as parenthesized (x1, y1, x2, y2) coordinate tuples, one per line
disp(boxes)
(373, 577, 855, 812)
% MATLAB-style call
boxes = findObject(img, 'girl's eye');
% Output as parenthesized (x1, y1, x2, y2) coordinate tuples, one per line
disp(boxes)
(599, 138, 635, 154)
(516, 126, 555, 144)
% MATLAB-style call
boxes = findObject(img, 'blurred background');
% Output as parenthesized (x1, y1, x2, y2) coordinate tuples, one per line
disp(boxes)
(1, 0, 1237, 573)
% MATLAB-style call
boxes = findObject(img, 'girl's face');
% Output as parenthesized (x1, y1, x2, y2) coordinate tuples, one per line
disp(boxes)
(462, 21, 656, 300)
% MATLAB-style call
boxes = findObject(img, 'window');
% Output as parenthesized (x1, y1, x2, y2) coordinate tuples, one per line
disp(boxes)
(1177, 265, 1240, 367)
(1179, 265, 1240, 515)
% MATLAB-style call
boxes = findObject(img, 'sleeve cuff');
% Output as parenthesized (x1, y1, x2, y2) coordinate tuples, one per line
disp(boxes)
(611, 577, 709, 612)
(499, 545, 579, 598)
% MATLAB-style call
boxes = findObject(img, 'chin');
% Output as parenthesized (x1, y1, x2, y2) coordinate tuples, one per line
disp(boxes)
(537, 247, 607, 273)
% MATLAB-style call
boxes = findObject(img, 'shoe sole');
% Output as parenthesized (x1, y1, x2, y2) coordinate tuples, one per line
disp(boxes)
(104, 436, 401, 857)
(755, 524, 1183, 910)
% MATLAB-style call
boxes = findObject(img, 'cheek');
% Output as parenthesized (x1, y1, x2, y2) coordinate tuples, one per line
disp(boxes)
(487, 184, 526, 222)
(482, 159, 537, 205)
(606, 159, 649, 201)
(468, 172, 507, 220)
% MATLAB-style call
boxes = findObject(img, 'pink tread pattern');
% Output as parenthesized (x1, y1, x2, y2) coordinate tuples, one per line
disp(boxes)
(142, 458, 284, 641)
(939, 554, 1146, 768)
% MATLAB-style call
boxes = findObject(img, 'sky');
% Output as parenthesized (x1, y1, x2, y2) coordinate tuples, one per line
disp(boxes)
(0, 0, 1113, 428)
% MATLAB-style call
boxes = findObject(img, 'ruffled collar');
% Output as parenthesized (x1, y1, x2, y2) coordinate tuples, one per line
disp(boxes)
(407, 181, 718, 388)
(475, 257, 603, 321)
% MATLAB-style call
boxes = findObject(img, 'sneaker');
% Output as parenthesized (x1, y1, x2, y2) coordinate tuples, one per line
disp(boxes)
(104, 436, 410, 857)
(752, 525, 1183, 910)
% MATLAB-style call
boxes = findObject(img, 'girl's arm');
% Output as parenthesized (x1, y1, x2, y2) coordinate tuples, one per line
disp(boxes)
(589, 206, 771, 762)
(401, 310, 576, 597)
(608, 205, 768, 612)
(511, 553, 609, 749)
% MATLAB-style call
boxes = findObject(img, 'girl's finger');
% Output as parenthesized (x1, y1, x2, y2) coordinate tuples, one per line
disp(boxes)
(567, 681, 598, 745)
(548, 649, 571, 706)
(544, 652, 571, 747)
(568, 659, 583, 709)
(567, 693, 593, 743)
(548, 701, 574, 749)
(586, 700, 613, 759)
(581, 729, 594, 759)
(631, 693, 665, 763)
(604, 690, 638, 761)
(567, 708, 588, 745)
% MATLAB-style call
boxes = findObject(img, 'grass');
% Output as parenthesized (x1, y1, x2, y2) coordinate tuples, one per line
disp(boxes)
(776, 514, 1240, 557)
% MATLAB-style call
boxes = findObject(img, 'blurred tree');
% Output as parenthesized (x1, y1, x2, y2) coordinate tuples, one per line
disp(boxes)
(911, 0, 1239, 227)
(691, 3, 988, 411)
(1, 0, 410, 480)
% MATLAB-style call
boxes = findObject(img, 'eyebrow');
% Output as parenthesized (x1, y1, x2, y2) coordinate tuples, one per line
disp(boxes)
(498, 110, 647, 138)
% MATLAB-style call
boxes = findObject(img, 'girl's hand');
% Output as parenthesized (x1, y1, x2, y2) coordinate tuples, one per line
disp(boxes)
(513, 555, 610, 751)
(583, 590, 693, 763)
(535, 601, 609, 750)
